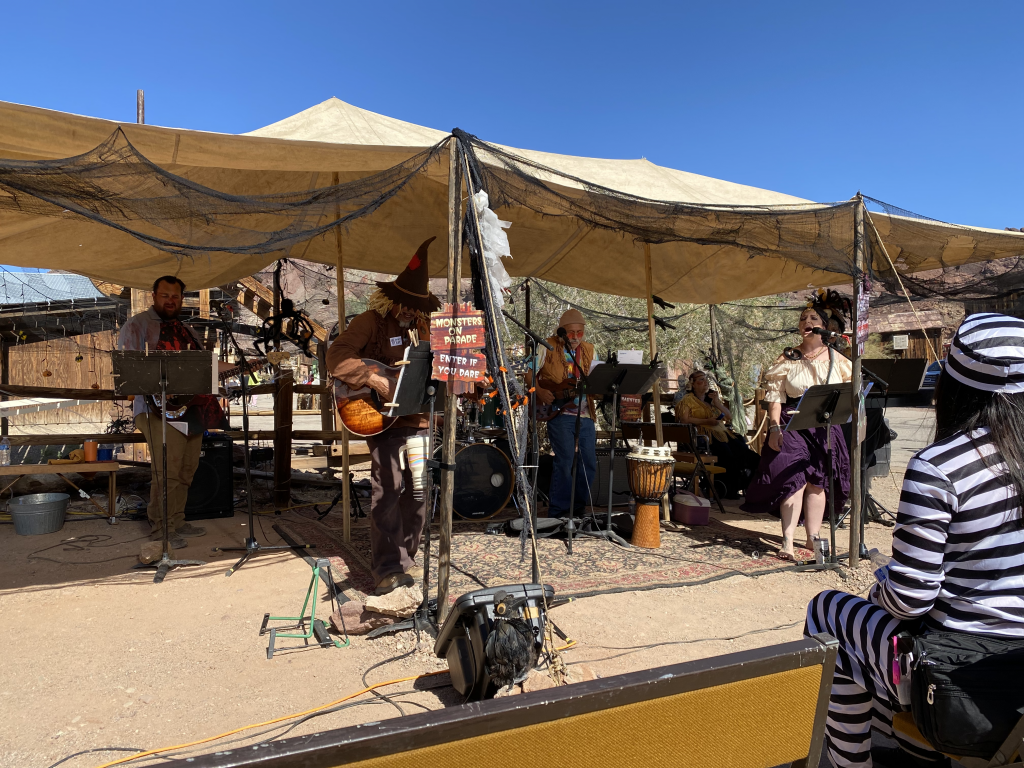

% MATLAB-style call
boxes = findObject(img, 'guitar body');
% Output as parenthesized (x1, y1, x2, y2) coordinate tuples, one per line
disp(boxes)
(535, 380, 579, 423)
(333, 359, 400, 437)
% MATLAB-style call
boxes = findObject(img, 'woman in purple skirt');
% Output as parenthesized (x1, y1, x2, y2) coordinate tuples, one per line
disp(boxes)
(741, 290, 852, 560)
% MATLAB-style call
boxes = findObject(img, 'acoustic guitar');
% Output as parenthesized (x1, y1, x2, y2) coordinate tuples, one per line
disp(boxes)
(332, 359, 401, 437)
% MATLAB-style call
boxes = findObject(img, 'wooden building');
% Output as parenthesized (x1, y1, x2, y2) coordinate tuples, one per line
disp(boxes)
(871, 310, 945, 363)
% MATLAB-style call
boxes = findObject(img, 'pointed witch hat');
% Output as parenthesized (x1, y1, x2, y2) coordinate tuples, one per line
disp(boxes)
(376, 236, 441, 313)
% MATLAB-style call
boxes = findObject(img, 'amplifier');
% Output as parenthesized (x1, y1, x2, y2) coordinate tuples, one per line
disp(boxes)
(184, 434, 234, 520)
(591, 447, 631, 507)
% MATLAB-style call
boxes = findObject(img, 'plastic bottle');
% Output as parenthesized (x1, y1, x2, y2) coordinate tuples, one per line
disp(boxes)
(0, 436, 10, 467)
(867, 547, 891, 584)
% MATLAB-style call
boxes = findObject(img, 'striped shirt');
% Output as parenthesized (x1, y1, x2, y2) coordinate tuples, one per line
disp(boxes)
(873, 427, 1024, 637)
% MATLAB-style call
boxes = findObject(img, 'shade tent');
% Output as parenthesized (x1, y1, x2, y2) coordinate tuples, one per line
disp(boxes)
(1, 97, 1021, 301)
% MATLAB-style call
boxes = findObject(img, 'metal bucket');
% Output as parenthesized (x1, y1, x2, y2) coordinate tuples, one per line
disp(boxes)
(9, 492, 70, 536)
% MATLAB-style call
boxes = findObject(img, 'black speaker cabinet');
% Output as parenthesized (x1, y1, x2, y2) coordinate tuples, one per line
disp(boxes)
(184, 434, 234, 520)
(591, 447, 631, 507)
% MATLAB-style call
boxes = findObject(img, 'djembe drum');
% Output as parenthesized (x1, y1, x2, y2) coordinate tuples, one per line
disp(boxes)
(626, 445, 675, 548)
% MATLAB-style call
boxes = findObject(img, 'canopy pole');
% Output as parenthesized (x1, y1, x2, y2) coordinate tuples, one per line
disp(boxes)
(849, 197, 866, 568)
(333, 171, 351, 545)
(644, 243, 668, 519)
(437, 137, 463, 623)
(130, 91, 147, 333)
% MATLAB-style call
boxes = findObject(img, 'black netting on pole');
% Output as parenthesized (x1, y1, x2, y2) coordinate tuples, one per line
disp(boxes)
(0, 128, 448, 257)
(456, 129, 861, 277)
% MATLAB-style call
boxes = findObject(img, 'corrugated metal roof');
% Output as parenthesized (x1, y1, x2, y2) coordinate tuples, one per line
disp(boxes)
(0, 272, 103, 304)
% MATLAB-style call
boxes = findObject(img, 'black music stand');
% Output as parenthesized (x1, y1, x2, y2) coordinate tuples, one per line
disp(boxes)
(578, 362, 660, 547)
(785, 382, 853, 578)
(382, 342, 434, 417)
(112, 350, 212, 583)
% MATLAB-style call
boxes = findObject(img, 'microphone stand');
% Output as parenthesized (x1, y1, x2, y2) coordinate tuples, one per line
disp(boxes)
(210, 313, 310, 575)
(560, 333, 588, 555)
(502, 311, 547, 580)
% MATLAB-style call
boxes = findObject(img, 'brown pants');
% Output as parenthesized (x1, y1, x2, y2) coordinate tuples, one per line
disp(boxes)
(366, 427, 428, 583)
(135, 414, 203, 537)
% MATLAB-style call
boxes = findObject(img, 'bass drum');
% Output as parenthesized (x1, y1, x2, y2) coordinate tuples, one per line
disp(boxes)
(453, 443, 514, 520)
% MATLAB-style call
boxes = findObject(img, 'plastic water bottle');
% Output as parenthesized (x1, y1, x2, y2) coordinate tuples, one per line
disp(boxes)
(0, 436, 10, 467)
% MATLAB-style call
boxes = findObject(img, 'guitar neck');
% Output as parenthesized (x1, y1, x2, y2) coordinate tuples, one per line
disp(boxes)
(221, 357, 266, 383)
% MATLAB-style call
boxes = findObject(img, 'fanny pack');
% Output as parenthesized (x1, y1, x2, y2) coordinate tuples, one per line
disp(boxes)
(909, 631, 1024, 757)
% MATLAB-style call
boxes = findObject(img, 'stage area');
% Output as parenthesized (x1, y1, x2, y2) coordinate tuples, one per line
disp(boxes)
(0, 408, 932, 767)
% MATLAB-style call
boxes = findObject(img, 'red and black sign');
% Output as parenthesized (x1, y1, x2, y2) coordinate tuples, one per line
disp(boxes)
(430, 303, 487, 394)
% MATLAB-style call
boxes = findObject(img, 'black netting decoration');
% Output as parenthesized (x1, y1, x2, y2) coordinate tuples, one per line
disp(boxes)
(0, 128, 448, 258)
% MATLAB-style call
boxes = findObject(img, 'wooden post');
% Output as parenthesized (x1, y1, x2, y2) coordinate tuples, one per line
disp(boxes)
(136, 89, 144, 125)
(333, 171, 351, 545)
(644, 243, 668, 519)
(273, 368, 293, 508)
(1, 341, 8, 437)
(318, 340, 332, 435)
(438, 137, 463, 622)
(849, 198, 866, 567)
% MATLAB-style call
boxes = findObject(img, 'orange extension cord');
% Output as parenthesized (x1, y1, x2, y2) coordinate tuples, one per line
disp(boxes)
(94, 640, 577, 768)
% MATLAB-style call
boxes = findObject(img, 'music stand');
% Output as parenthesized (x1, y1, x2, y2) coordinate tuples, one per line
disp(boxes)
(112, 350, 212, 583)
(383, 342, 435, 417)
(784, 382, 852, 577)
(577, 362, 660, 547)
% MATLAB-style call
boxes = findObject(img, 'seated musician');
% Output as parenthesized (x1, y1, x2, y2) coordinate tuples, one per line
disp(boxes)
(117, 276, 230, 550)
(327, 237, 439, 596)
(531, 309, 598, 518)
(675, 370, 759, 499)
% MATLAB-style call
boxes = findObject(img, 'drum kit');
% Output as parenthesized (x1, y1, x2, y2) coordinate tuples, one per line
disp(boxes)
(448, 397, 515, 521)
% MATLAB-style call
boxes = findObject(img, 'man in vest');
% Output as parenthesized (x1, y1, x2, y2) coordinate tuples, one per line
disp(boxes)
(327, 237, 440, 595)
(534, 309, 598, 518)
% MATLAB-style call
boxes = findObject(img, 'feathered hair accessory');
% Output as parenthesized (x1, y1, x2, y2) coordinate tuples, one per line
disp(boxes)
(804, 288, 852, 334)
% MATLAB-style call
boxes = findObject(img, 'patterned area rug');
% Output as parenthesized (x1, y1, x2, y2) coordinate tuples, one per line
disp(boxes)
(274, 514, 798, 601)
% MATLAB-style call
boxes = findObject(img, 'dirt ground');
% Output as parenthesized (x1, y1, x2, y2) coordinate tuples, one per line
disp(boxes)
(0, 408, 934, 768)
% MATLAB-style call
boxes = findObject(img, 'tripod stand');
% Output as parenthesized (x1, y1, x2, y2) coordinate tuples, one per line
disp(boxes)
(786, 382, 854, 579)
(112, 350, 210, 583)
(579, 361, 660, 547)
(211, 315, 309, 575)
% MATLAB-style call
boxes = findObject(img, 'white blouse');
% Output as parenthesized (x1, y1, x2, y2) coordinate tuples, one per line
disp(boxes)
(763, 351, 852, 403)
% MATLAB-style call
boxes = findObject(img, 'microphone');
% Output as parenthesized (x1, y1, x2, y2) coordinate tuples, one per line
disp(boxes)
(810, 326, 839, 341)
(556, 326, 567, 339)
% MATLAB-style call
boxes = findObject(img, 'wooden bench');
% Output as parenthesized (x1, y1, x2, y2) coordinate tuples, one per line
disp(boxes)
(0, 461, 119, 517)
(168, 633, 839, 768)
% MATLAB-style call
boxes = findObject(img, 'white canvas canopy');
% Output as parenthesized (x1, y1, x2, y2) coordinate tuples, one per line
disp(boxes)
(0, 97, 1021, 301)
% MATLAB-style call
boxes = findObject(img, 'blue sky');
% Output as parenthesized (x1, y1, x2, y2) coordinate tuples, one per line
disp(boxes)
(1, 1, 1021, 235)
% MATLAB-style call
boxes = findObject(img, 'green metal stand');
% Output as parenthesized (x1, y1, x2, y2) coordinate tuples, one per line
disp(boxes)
(260, 557, 350, 659)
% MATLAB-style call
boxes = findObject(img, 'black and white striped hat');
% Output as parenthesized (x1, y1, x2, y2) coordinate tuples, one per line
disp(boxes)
(947, 313, 1024, 393)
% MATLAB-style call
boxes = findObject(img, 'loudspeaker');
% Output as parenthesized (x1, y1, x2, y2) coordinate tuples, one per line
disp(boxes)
(184, 434, 234, 520)
(591, 447, 631, 507)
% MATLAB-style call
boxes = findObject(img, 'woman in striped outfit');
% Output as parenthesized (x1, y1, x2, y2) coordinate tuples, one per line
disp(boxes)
(806, 313, 1024, 768)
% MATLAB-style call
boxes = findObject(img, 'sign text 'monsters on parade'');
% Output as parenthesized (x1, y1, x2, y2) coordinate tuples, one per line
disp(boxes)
(429, 303, 487, 393)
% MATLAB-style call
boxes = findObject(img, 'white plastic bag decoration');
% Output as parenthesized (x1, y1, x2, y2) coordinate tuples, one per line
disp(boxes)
(473, 190, 513, 313)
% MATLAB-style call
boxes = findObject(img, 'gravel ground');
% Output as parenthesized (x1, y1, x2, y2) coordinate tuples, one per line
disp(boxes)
(0, 407, 935, 768)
